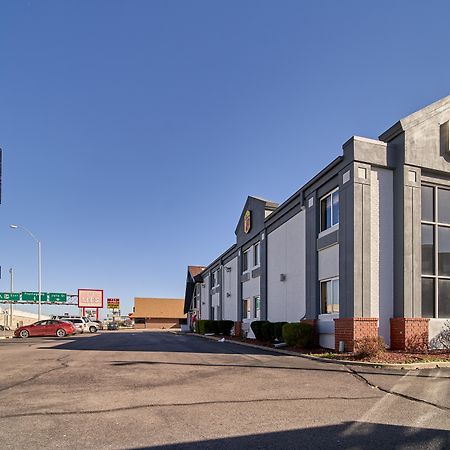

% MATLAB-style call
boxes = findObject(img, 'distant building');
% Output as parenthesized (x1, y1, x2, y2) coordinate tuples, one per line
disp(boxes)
(0, 307, 50, 328)
(132, 298, 186, 329)
(184, 94, 450, 351)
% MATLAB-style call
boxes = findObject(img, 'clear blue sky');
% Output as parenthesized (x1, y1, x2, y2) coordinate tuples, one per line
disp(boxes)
(0, 0, 449, 318)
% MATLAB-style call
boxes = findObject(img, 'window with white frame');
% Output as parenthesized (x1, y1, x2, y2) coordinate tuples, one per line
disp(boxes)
(254, 296, 261, 319)
(253, 242, 260, 267)
(242, 249, 249, 273)
(320, 189, 339, 232)
(320, 278, 339, 314)
(211, 270, 219, 288)
(193, 284, 201, 310)
(243, 298, 251, 319)
(421, 185, 450, 318)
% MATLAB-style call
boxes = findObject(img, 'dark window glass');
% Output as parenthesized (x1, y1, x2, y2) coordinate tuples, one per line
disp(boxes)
(438, 226, 450, 276)
(242, 251, 249, 272)
(134, 318, 145, 324)
(332, 191, 339, 226)
(421, 224, 434, 275)
(422, 278, 435, 318)
(438, 279, 450, 318)
(320, 282, 328, 314)
(254, 243, 260, 266)
(421, 186, 434, 221)
(438, 188, 450, 224)
(320, 195, 331, 231)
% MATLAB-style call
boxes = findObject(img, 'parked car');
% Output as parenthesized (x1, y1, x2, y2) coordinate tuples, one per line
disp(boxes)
(91, 320, 104, 330)
(52, 316, 99, 333)
(107, 321, 119, 330)
(14, 320, 76, 338)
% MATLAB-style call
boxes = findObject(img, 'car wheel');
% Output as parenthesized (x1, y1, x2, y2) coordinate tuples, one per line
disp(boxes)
(89, 326, 97, 333)
(56, 328, 66, 337)
(19, 329, 29, 338)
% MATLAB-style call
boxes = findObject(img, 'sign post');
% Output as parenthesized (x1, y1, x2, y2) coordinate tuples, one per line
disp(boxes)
(78, 289, 103, 320)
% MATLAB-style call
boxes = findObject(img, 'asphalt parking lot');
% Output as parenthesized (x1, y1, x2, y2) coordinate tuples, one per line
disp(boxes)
(0, 331, 449, 449)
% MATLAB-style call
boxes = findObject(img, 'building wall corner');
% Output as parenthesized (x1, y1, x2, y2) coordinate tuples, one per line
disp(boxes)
(300, 319, 319, 347)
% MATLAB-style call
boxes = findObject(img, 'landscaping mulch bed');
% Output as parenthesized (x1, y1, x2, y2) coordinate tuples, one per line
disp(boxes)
(314, 350, 450, 364)
(217, 335, 450, 364)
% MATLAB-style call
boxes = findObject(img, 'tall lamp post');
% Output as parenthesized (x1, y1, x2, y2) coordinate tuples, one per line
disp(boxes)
(10, 224, 42, 320)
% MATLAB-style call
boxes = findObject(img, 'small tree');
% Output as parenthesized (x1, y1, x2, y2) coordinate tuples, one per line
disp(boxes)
(430, 321, 450, 350)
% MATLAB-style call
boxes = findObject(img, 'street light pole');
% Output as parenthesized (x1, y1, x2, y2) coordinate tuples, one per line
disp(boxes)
(9, 225, 42, 321)
(9, 268, 14, 328)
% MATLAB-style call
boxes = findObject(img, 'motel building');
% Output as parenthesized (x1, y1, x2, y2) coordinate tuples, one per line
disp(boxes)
(184, 95, 450, 351)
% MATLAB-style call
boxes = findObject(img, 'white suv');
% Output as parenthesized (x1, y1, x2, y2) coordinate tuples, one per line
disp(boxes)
(52, 316, 99, 333)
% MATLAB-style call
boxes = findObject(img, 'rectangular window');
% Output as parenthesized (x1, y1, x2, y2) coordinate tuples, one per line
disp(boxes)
(254, 296, 261, 319)
(242, 250, 249, 273)
(320, 189, 339, 232)
(438, 226, 450, 276)
(254, 242, 260, 267)
(421, 184, 450, 319)
(320, 278, 339, 314)
(438, 188, 450, 224)
(211, 271, 217, 288)
(438, 280, 450, 318)
(421, 278, 435, 318)
(243, 299, 251, 319)
(421, 186, 434, 221)
(421, 224, 434, 275)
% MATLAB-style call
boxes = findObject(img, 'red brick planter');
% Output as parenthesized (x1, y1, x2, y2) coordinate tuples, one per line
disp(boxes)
(334, 318, 379, 352)
(390, 318, 429, 351)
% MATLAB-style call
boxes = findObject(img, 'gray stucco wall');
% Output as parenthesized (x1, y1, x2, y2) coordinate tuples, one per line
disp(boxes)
(267, 210, 306, 322)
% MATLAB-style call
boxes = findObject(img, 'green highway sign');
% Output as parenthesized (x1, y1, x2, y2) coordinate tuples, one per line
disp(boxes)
(21, 292, 49, 302)
(49, 293, 67, 303)
(0, 292, 68, 303)
(0, 293, 20, 301)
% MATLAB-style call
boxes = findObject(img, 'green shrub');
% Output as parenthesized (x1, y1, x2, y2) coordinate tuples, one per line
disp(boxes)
(217, 320, 234, 336)
(196, 320, 219, 335)
(273, 322, 288, 341)
(282, 322, 314, 348)
(261, 321, 275, 342)
(251, 321, 269, 341)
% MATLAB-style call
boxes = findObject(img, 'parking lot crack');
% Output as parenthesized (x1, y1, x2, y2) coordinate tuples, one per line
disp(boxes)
(346, 367, 450, 412)
(0, 395, 381, 419)
(0, 355, 70, 394)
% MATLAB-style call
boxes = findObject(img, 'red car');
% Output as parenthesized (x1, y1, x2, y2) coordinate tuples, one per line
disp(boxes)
(14, 320, 76, 338)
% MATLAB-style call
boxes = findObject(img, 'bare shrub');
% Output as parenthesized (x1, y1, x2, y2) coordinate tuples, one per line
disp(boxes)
(405, 332, 429, 353)
(353, 337, 386, 359)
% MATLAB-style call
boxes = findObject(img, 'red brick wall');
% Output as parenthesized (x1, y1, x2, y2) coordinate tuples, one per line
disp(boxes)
(334, 318, 378, 352)
(233, 321, 242, 337)
(390, 318, 429, 351)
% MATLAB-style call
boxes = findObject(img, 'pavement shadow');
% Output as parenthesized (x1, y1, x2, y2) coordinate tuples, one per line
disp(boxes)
(42, 332, 282, 356)
(132, 421, 450, 450)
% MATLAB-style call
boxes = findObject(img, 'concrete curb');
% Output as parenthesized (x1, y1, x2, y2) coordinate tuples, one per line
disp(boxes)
(186, 333, 450, 370)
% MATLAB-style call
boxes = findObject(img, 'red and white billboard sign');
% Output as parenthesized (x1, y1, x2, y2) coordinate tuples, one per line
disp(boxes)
(78, 289, 104, 308)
